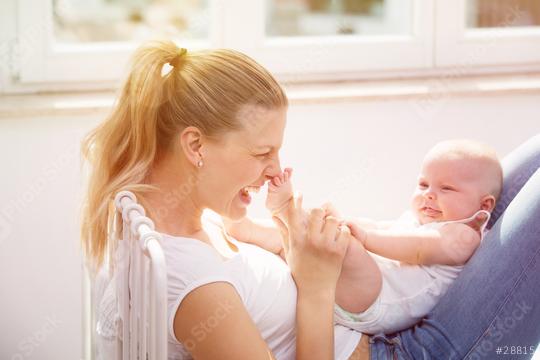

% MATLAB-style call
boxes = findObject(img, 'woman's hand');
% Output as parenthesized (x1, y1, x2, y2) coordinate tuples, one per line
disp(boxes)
(321, 202, 342, 219)
(273, 194, 351, 360)
(272, 194, 351, 296)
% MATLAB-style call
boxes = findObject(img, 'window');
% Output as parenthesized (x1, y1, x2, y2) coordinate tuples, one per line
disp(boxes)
(53, 0, 210, 43)
(222, 0, 432, 81)
(17, 0, 217, 83)
(435, 0, 540, 68)
(266, 0, 411, 37)
(466, 0, 540, 28)
(10, 0, 540, 89)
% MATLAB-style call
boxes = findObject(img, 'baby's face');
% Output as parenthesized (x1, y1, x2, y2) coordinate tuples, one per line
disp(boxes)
(411, 156, 488, 224)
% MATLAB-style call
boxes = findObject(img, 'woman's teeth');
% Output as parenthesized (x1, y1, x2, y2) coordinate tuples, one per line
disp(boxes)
(243, 186, 260, 194)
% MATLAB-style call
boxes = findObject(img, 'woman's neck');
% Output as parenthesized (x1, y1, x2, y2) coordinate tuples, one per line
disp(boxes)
(143, 153, 238, 258)
(144, 156, 205, 240)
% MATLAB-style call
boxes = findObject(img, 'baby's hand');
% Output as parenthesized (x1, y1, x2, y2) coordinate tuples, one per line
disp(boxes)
(344, 219, 369, 247)
(266, 168, 294, 214)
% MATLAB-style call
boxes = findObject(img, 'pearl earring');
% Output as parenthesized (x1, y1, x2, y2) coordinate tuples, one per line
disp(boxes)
(197, 160, 203, 168)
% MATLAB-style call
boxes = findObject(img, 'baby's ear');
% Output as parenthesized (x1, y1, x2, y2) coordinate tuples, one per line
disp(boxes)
(480, 195, 496, 212)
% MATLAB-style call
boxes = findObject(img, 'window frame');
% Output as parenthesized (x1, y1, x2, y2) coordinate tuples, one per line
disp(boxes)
(4, 0, 540, 93)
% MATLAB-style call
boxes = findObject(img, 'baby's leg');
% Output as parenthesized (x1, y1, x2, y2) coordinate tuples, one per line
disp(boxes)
(336, 234, 383, 313)
(267, 169, 382, 313)
(266, 168, 310, 255)
(266, 168, 294, 214)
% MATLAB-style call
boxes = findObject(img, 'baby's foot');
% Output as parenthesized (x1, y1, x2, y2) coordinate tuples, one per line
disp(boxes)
(266, 168, 294, 214)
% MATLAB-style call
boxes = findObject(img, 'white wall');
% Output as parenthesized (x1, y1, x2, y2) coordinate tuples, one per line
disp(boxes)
(0, 114, 94, 360)
(0, 92, 539, 359)
(248, 93, 540, 219)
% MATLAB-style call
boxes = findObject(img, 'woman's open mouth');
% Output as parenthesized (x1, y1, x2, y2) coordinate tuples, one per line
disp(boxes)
(239, 186, 261, 205)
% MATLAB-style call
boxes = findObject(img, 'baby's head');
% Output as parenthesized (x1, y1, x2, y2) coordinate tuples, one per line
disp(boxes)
(412, 140, 503, 225)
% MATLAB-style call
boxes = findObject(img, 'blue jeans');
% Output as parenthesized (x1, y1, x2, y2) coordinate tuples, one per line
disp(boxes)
(369, 135, 540, 359)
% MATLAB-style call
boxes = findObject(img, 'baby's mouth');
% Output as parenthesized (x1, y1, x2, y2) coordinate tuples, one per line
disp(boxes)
(421, 206, 442, 217)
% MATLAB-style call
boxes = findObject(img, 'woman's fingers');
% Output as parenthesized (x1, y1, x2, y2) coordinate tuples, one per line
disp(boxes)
(335, 225, 351, 254)
(321, 202, 341, 218)
(308, 207, 326, 236)
(322, 216, 340, 242)
(286, 192, 304, 231)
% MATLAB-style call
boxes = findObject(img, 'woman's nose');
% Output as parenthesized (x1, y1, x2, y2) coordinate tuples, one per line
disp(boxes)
(265, 156, 282, 179)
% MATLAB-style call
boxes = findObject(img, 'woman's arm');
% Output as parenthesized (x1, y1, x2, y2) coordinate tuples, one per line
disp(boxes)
(173, 282, 275, 359)
(173, 281, 339, 360)
(296, 288, 336, 360)
(274, 195, 351, 360)
(223, 216, 284, 257)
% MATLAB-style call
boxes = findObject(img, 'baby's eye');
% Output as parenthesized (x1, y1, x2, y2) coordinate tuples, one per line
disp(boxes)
(441, 186, 455, 191)
(418, 182, 428, 189)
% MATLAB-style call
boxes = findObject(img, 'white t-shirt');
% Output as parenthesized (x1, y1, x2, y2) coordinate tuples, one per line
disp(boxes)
(163, 216, 362, 360)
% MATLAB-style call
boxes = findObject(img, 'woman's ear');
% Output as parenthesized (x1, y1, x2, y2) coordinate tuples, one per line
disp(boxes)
(480, 195, 496, 212)
(179, 126, 203, 167)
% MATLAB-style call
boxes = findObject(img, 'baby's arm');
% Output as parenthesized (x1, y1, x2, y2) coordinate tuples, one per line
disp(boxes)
(223, 216, 284, 258)
(347, 214, 487, 266)
(346, 217, 394, 231)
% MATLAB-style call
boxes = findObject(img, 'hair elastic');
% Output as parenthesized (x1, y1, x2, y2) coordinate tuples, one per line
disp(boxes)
(161, 47, 188, 77)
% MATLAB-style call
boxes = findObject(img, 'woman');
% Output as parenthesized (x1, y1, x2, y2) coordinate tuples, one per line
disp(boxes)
(82, 40, 540, 359)
(82, 39, 355, 360)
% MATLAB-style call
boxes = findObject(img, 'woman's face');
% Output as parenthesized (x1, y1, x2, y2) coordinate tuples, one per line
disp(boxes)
(200, 105, 287, 220)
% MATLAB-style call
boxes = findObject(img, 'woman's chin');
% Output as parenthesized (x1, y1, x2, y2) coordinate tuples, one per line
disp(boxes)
(226, 208, 247, 221)
(225, 197, 249, 220)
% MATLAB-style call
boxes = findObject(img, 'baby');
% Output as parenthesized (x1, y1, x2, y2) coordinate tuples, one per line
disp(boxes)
(225, 139, 503, 334)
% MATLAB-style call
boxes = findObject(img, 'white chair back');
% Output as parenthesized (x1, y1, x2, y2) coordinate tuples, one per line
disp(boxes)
(113, 190, 168, 360)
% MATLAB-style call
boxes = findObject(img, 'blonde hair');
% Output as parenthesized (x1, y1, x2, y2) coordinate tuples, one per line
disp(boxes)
(81, 40, 288, 270)
(425, 139, 503, 200)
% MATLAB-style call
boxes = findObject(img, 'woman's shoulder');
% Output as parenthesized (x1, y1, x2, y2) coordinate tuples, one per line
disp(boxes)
(160, 231, 230, 280)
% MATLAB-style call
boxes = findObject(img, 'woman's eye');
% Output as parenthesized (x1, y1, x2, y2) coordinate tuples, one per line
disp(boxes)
(257, 152, 270, 158)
